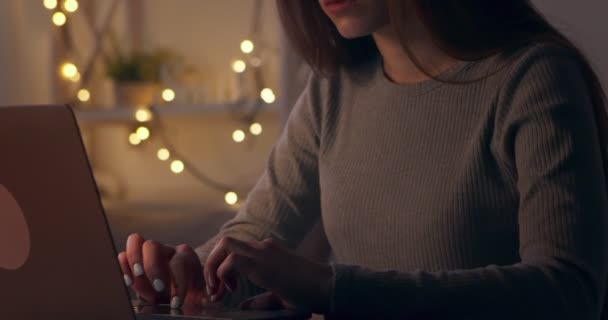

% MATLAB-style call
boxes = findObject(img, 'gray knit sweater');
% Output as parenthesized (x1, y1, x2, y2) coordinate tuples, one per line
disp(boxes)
(196, 44, 608, 319)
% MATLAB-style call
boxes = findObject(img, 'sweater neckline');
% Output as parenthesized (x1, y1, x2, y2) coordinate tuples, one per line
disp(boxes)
(374, 56, 472, 96)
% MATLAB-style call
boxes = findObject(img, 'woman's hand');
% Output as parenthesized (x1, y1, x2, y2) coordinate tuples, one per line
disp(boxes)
(204, 236, 334, 313)
(239, 291, 291, 310)
(116, 233, 215, 309)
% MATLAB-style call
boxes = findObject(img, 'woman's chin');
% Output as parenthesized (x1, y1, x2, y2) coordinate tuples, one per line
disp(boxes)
(335, 23, 372, 39)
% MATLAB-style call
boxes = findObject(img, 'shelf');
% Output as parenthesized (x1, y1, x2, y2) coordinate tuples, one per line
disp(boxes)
(74, 101, 278, 125)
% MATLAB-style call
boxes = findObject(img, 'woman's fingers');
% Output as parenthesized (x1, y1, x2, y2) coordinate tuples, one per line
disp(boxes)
(142, 239, 175, 302)
(211, 247, 261, 303)
(126, 233, 145, 278)
(117, 252, 133, 287)
(121, 234, 212, 308)
(168, 244, 204, 309)
(209, 281, 227, 303)
(120, 234, 297, 309)
(204, 237, 258, 296)
(125, 233, 157, 302)
(204, 238, 230, 295)
(217, 252, 254, 293)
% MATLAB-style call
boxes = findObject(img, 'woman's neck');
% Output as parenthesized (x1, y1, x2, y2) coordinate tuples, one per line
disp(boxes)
(372, 18, 459, 84)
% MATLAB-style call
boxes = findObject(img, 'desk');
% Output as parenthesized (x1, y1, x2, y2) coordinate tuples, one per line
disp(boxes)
(134, 304, 311, 320)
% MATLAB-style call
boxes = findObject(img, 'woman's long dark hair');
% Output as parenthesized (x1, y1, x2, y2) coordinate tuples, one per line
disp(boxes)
(277, 0, 608, 316)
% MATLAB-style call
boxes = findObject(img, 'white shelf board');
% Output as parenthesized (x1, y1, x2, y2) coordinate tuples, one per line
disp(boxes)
(75, 101, 277, 125)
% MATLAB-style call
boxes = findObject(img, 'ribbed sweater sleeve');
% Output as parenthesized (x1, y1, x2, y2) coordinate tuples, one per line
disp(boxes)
(195, 74, 323, 262)
(328, 48, 608, 319)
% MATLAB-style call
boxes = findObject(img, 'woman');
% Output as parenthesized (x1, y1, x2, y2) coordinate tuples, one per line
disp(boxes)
(117, 0, 608, 318)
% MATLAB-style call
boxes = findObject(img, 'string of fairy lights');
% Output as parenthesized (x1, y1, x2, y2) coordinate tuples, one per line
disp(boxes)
(45, 0, 276, 206)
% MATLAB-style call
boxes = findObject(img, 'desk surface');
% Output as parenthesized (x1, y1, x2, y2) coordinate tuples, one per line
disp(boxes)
(134, 304, 311, 320)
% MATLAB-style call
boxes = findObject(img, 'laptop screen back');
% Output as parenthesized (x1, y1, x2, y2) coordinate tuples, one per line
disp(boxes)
(0, 105, 134, 319)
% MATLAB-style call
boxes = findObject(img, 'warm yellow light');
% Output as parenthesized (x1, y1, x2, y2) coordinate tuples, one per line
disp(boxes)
(63, 0, 78, 12)
(77, 89, 90, 102)
(157, 148, 170, 161)
(231, 60, 246, 73)
(225, 192, 238, 205)
(162, 88, 175, 102)
(240, 40, 254, 54)
(260, 88, 275, 104)
(128, 133, 141, 146)
(136, 126, 150, 140)
(249, 122, 263, 136)
(52, 11, 67, 26)
(232, 129, 246, 143)
(70, 71, 81, 82)
(60, 62, 77, 79)
(135, 108, 152, 122)
(170, 160, 185, 174)
(43, 0, 58, 10)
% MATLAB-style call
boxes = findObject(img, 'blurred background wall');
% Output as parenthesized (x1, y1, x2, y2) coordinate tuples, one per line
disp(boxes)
(0, 1, 53, 104)
(0, 0, 296, 248)
(89, 0, 284, 206)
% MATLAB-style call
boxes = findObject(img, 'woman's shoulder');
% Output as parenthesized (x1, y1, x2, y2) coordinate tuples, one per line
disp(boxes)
(490, 41, 594, 132)
(483, 42, 584, 84)
(501, 42, 588, 93)
(459, 41, 590, 112)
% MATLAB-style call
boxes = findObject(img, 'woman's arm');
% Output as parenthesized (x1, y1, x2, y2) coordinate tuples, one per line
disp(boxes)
(117, 73, 327, 308)
(327, 47, 608, 319)
(195, 74, 325, 264)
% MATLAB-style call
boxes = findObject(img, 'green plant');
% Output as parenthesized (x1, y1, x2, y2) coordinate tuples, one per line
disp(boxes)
(104, 32, 174, 82)
(105, 49, 173, 83)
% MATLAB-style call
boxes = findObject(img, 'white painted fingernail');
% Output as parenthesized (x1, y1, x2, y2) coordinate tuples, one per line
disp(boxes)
(133, 263, 144, 277)
(210, 294, 217, 302)
(153, 279, 165, 293)
(170, 296, 181, 309)
(123, 274, 133, 287)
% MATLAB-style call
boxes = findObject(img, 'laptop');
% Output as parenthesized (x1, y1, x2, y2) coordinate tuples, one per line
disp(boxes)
(0, 105, 310, 320)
